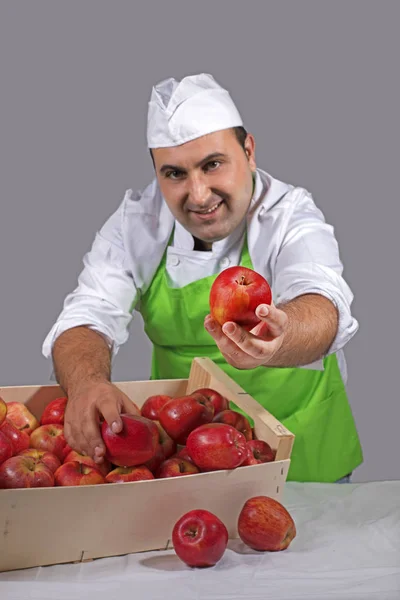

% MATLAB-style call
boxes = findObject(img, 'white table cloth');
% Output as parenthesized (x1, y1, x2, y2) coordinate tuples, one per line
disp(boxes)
(1, 481, 399, 600)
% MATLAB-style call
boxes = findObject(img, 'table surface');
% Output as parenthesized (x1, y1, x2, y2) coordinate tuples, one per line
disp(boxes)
(1, 480, 399, 600)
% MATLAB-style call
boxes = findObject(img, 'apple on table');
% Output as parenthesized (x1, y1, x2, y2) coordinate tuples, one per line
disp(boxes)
(238, 496, 296, 551)
(172, 509, 229, 568)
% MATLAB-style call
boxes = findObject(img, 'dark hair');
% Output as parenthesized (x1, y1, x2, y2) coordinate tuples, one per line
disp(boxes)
(149, 125, 248, 166)
(232, 126, 248, 151)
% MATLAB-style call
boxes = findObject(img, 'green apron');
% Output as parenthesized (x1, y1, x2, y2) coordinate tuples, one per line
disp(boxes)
(139, 234, 363, 482)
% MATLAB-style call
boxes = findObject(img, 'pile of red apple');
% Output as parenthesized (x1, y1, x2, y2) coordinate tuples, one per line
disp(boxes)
(0, 387, 276, 489)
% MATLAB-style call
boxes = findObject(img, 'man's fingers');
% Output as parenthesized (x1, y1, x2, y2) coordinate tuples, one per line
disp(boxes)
(204, 315, 242, 359)
(204, 315, 226, 345)
(80, 397, 119, 460)
(222, 322, 272, 359)
(80, 406, 107, 461)
(97, 396, 123, 434)
(255, 304, 287, 338)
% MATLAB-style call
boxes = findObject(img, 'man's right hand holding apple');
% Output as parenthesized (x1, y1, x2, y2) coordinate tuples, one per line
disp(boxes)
(52, 326, 140, 465)
(64, 381, 140, 465)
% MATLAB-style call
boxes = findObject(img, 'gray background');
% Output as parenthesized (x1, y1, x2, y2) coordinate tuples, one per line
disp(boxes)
(0, 1, 398, 482)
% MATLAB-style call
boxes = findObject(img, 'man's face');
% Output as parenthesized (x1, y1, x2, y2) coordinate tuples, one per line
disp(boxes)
(152, 129, 257, 248)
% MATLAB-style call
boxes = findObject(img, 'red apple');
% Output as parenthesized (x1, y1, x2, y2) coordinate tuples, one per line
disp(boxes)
(40, 396, 68, 425)
(159, 395, 214, 445)
(5, 402, 39, 435)
(0, 397, 7, 427)
(141, 394, 172, 420)
(0, 418, 30, 454)
(238, 496, 296, 551)
(0, 430, 13, 465)
(186, 423, 247, 471)
(61, 443, 73, 461)
(144, 421, 177, 473)
(213, 409, 253, 441)
(64, 450, 111, 477)
(54, 461, 105, 486)
(29, 424, 67, 461)
(0, 455, 54, 488)
(172, 509, 228, 567)
(155, 421, 177, 458)
(242, 440, 276, 466)
(101, 414, 159, 467)
(18, 448, 61, 473)
(191, 388, 229, 415)
(209, 265, 272, 331)
(174, 446, 194, 463)
(144, 444, 165, 474)
(157, 457, 200, 478)
(105, 465, 155, 483)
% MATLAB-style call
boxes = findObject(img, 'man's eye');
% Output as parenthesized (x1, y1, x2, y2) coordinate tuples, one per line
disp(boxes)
(166, 170, 183, 180)
(205, 161, 221, 171)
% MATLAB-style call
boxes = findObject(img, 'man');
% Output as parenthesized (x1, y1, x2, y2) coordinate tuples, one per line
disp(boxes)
(42, 73, 363, 483)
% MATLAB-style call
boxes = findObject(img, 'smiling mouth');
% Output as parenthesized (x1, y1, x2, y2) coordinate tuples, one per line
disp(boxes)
(190, 200, 223, 215)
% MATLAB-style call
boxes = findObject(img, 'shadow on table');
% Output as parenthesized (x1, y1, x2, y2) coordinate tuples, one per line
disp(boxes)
(139, 539, 260, 571)
(139, 554, 187, 571)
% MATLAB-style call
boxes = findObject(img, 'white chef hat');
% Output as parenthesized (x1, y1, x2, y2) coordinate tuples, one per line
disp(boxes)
(147, 73, 243, 148)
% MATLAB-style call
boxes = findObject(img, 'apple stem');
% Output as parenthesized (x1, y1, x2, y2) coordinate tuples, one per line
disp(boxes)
(185, 528, 198, 538)
(235, 276, 248, 286)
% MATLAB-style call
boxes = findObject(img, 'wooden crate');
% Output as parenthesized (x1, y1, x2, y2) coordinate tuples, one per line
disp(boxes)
(0, 357, 294, 572)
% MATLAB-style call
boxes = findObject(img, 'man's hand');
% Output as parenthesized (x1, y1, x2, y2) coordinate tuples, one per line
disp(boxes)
(204, 303, 288, 370)
(63, 381, 140, 465)
(204, 294, 339, 369)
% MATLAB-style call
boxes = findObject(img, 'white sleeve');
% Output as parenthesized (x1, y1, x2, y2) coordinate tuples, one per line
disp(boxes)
(42, 201, 137, 360)
(273, 190, 359, 355)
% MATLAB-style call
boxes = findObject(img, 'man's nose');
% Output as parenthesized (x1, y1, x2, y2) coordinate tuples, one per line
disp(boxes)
(187, 174, 209, 207)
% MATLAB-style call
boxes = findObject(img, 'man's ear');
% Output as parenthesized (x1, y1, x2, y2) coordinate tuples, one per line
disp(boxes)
(244, 133, 257, 171)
